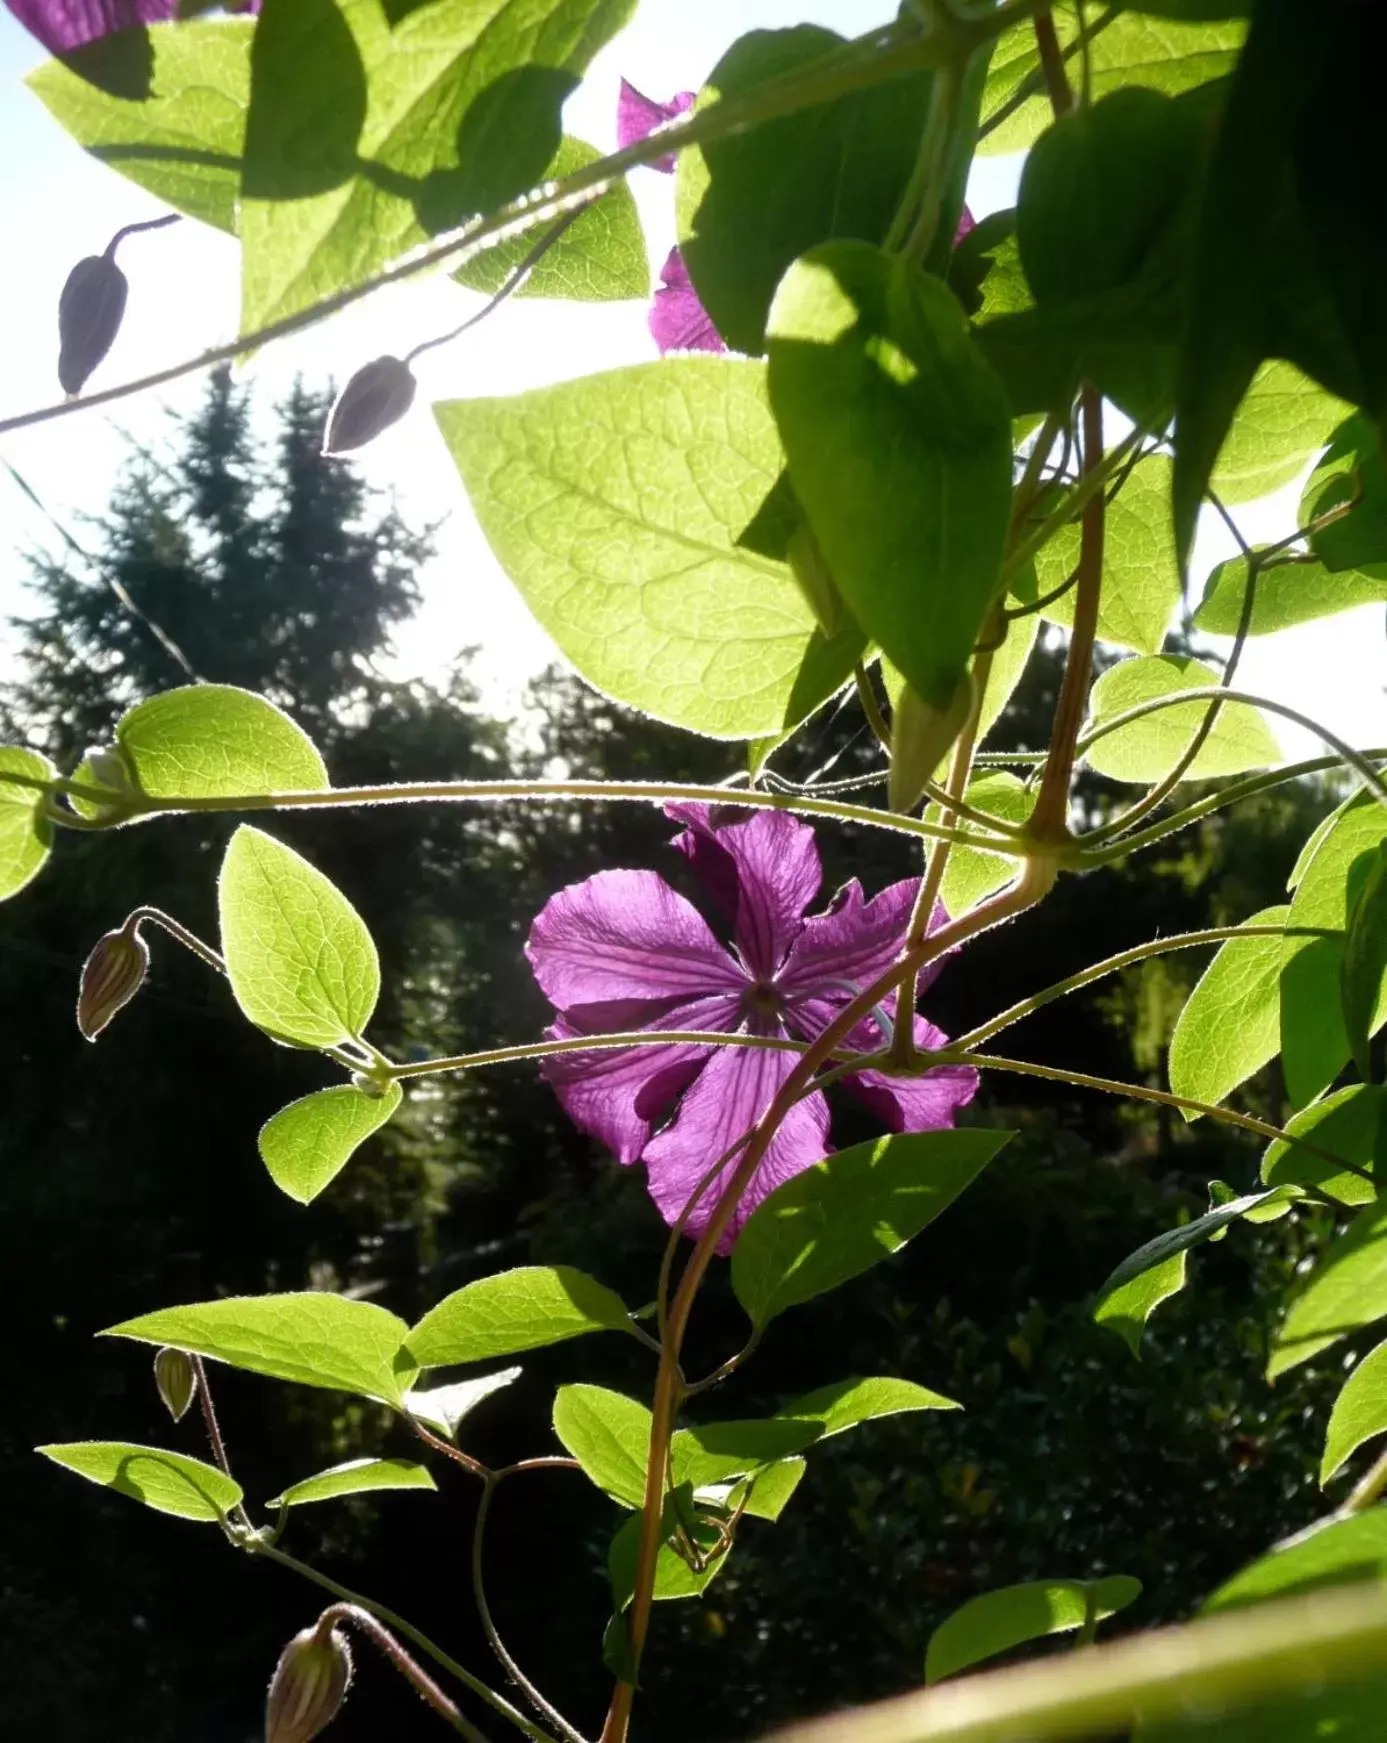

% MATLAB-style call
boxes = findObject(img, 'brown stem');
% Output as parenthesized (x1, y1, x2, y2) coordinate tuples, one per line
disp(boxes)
(316, 1603, 486, 1741)
(1034, 8, 1074, 116)
(188, 1354, 252, 1533)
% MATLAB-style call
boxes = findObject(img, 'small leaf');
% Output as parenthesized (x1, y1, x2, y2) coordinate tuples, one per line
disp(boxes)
(1302, 414, 1387, 575)
(1094, 1252, 1187, 1359)
(114, 686, 327, 802)
(1083, 655, 1279, 784)
(0, 747, 54, 902)
(268, 1457, 436, 1510)
(552, 1385, 650, 1508)
(779, 1375, 961, 1437)
(929, 773, 1035, 919)
(670, 1418, 823, 1492)
(403, 1368, 521, 1440)
(1321, 1340, 1387, 1485)
(1168, 906, 1289, 1113)
(926, 1576, 1143, 1683)
(37, 1441, 242, 1523)
(1194, 550, 1387, 637)
(731, 1130, 1012, 1330)
(1342, 844, 1387, 1081)
(104, 1293, 416, 1407)
(408, 1266, 635, 1369)
(1269, 1201, 1387, 1379)
(218, 826, 380, 1049)
(1262, 1085, 1387, 1206)
(733, 1457, 806, 1522)
(259, 1082, 402, 1204)
(1204, 1509, 1387, 1612)
(608, 1487, 729, 1610)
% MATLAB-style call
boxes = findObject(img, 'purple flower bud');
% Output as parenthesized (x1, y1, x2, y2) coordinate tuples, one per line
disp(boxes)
(265, 1624, 353, 1743)
(322, 357, 416, 455)
(76, 920, 149, 1042)
(153, 1346, 198, 1423)
(58, 252, 128, 396)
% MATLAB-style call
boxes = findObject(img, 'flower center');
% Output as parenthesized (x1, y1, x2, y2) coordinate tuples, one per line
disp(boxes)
(743, 981, 784, 1022)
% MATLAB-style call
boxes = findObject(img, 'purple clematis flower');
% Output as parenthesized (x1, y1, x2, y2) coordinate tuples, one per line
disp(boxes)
(5, 0, 256, 53)
(618, 78, 694, 174)
(527, 804, 977, 1250)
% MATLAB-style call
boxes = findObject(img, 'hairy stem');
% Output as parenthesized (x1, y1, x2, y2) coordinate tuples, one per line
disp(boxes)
(316, 1603, 487, 1741)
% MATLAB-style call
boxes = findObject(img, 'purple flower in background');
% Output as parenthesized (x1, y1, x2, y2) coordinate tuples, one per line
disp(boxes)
(6, 0, 256, 54)
(527, 805, 977, 1250)
(617, 79, 694, 173)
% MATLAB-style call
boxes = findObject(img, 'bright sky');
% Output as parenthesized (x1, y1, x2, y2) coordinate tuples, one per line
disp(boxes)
(0, 2, 1382, 763)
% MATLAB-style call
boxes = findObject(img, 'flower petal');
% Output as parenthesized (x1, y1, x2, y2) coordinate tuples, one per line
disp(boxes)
(780, 880, 951, 1011)
(6, 0, 178, 52)
(649, 248, 728, 356)
(844, 1015, 979, 1133)
(667, 803, 821, 981)
(617, 79, 694, 172)
(955, 204, 977, 245)
(643, 1040, 829, 1252)
(527, 869, 747, 1011)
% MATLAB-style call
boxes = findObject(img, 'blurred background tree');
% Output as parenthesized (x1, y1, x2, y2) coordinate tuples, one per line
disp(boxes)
(0, 373, 1350, 1739)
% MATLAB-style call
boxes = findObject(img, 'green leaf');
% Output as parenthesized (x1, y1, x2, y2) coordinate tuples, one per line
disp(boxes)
(949, 210, 1034, 321)
(0, 748, 54, 902)
(1270, 1201, 1387, 1379)
(1262, 1086, 1387, 1206)
(452, 136, 647, 302)
(1302, 415, 1387, 575)
(1017, 456, 1182, 654)
(238, 0, 634, 329)
(37, 1441, 243, 1524)
(259, 1082, 402, 1203)
(552, 1384, 650, 1508)
(1194, 550, 1387, 637)
(268, 1457, 436, 1510)
(1281, 795, 1387, 1108)
(1204, 1508, 1387, 1612)
(104, 1292, 416, 1407)
(1209, 360, 1351, 508)
(925, 773, 1034, 920)
(670, 1418, 823, 1491)
(1083, 655, 1279, 784)
(1168, 906, 1289, 1113)
(1343, 844, 1387, 1081)
(114, 686, 327, 801)
(408, 1265, 634, 1368)
(607, 1488, 729, 1609)
(218, 825, 380, 1049)
(926, 1576, 1143, 1683)
(767, 242, 1014, 712)
(736, 1457, 806, 1522)
(675, 26, 935, 355)
(731, 1129, 1012, 1330)
(778, 1375, 960, 1437)
(437, 359, 859, 739)
(1322, 1340, 1387, 1485)
(403, 1367, 521, 1439)
(1094, 1251, 1187, 1358)
(27, 22, 251, 231)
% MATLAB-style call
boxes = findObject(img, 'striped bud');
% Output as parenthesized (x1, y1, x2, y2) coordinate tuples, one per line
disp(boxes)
(76, 920, 149, 1041)
(58, 253, 129, 396)
(322, 356, 416, 455)
(153, 1347, 198, 1422)
(265, 1624, 353, 1743)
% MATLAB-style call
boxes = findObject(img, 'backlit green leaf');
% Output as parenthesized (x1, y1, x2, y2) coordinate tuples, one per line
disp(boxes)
(1322, 1340, 1387, 1485)
(218, 826, 380, 1049)
(0, 748, 54, 902)
(1210, 360, 1350, 508)
(779, 1375, 960, 1437)
(268, 1457, 436, 1510)
(1169, 906, 1289, 1112)
(929, 773, 1034, 920)
(926, 1576, 1142, 1683)
(732, 1130, 1012, 1330)
(670, 1418, 823, 1491)
(408, 1266, 635, 1368)
(1342, 844, 1387, 1081)
(1261, 1085, 1386, 1206)
(37, 1441, 242, 1523)
(734, 1458, 805, 1522)
(403, 1367, 521, 1440)
(1083, 655, 1279, 783)
(1194, 550, 1387, 637)
(1302, 415, 1387, 575)
(104, 1292, 416, 1406)
(115, 686, 327, 801)
(1270, 1202, 1387, 1379)
(552, 1384, 650, 1508)
(1205, 1508, 1387, 1611)
(437, 359, 859, 739)
(608, 1488, 728, 1608)
(1095, 1252, 1187, 1358)
(258, 1082, 402, 1204)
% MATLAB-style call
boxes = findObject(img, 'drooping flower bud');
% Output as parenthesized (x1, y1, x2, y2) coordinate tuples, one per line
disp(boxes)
(153, 1346, 198, 1422)
(322, 357, 416, 455)
(265, 1623, 353, 1743)
(76, 918, 150, 1041)
(58, 252, 129, 396)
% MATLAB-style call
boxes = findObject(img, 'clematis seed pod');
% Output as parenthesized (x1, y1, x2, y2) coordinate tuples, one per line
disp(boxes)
(58, 252, 129, 396)
(322, 357, 416, 455)
(265, 1623, 353, 1743)
(153, 1347, 198, 1422)
(76, 918, 150, 1041)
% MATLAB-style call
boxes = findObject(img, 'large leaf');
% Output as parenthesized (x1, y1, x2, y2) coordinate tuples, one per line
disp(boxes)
(731, 1130, 1012, 1330)
(437, 359, 861, 739)
(1281, 794, 1387, 1109)
(1205, 1509, 1387, 1612)
(1261, 1085, 1387, 1206)
(1082, 655, 1279, 784)
(0, 748, 55, 902)
(1269, 1202, 1387, 1379)
(238, 0, 635, 328)
(607, 1488, 729, 1610)
(767, 242, 1013, 712)
(268, 1457, 436, 1510)
(453, 136, 646, 303)
(218, 826, 380, 1049)
(27, 22, 251, 231)
(552, 1384, 650, 1508)
(258, 1082, 402, 1204)
(37, 1441, 243, 1524)
(1342, 844, 1387, 1081)
(408, 1266, 635, 1368)
(926, 1576, 1142, 1683)
(1168, 906, 1289, 1112)
(675, 26, 935, 356)
(114, 686, 327, 801)
(1322, 1340, 1387, 1486)
(1194, 551, 1387, 637)
(1209, 360, 1350, 508)
(104, 1292, 416, 1407)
